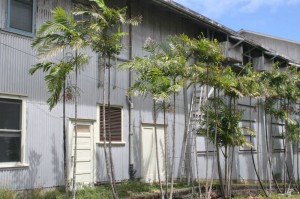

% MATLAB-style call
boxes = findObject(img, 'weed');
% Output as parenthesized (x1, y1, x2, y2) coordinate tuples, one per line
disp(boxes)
(0, 188, 15, 199)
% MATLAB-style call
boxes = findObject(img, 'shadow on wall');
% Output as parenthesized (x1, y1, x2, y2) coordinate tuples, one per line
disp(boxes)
(133, 117, 140, 178)
(51, 133, 64, 186)
(273, 152, 284, 181)
(12, 150, 41, 189)
(96, 147, 106, 182)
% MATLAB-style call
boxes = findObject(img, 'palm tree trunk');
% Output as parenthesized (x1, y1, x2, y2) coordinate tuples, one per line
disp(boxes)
(72, 51, 78, 199)
(228, 146, 234, 199)
(284, 98, 289, 195)
(286, 144, 299, 192)
(298, 103, 300, 190)
(205, 85, 209, 198)
(194, 130, 201, 198)
(153, 100, 165, 199)
(102, 56, 117, 199)
(284, 137, 287, 195)
(297, 140, 300, 190)
(267, 101, 281, 193)
(169, 93, 176, 199)
(250, 134, 268, 197)
(107, 58, 118, 198)
(205, 139, 209, 197)
(224, 145, 228, 198)
(163, 101, 169, 199)
(210, 89, 224, 199)
(63, 80, 69, 199)
(217, 145, 225, 198)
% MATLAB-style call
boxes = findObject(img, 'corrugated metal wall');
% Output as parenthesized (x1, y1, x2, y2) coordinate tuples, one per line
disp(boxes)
(1, 0, 299, 190)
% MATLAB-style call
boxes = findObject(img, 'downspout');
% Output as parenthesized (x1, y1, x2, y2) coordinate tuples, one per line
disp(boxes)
(127, 0, 136, 180)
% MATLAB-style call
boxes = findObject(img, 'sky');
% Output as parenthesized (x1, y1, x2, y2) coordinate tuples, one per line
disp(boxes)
(174, 0, 300, 42)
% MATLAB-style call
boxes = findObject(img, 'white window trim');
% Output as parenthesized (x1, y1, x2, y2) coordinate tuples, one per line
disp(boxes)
(96, 104, 125, 145)
(0, 93, 28, 169)
(6, 0, 36, 37)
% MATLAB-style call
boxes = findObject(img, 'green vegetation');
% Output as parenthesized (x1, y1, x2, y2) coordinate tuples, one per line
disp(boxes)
(0, 182, 159, 199)
(28, 0, 300, 198)
(2, 182, 300, 199)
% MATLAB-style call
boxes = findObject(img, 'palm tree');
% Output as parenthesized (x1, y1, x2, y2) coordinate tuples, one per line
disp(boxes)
(30, 7, 88, 199)
(121, 38, 178, 199)
(261, 65, 300, 195)
(157, 36, 191, 199)
(73, 1, 140, 198)
(195, 63, 265, 198)
(122, 35, 224, 198)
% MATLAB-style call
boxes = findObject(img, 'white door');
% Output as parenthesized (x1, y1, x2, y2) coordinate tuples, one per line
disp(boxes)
(69, 121, 94, 187)
(141, 125, 165, 183)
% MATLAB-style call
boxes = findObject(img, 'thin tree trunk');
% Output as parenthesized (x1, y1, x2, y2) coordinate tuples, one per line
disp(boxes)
(107, 58, 118, 198)
(102, 56, 117, 199)
(205, 85, 209, 198)
(194, 129, 202, 198)
(266, 112, 281, 193)
(286, 144, 299, 192)
(205, 139, 209, 198)
(217, 145, 225, 198)
(63, 80, 69, 199)
(264, 103, 272, 195)
(228, 146, 234, 199)
(72, 52, 78, 199)
(296, 141, 300, 190)
(250, 134, 268, 197)
(191, 132, 195, 197)
(153, 100, 165, 199)
(224, 146, 228, 198)
(169, 92, 176, 199)
(284, 98, 288, 195)
(209, 89, 223, 199)
(227, 98, 236, 199)
(163, 101, 169, 199)
(298, 103, 300, 190)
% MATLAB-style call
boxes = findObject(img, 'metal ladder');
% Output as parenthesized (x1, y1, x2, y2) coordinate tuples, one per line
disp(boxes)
(179, 84, 213, 182)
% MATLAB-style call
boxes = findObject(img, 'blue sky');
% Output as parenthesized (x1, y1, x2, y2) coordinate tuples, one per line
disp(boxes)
(174, 0, 300, 42)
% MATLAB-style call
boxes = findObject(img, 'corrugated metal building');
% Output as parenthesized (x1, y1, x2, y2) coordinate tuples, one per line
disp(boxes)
(0, 0, 299, 190)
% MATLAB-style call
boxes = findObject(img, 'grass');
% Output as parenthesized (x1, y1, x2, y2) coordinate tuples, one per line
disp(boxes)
(2, 181, 300, 199)
(0, 188, 15, 199)
(0, 181, 160, 199)
(234, 195, 300, 199)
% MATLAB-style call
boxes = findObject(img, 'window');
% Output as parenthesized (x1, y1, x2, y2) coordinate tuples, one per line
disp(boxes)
(99, 106, 122, 142)
(7, 0, 35, 35)
(238, 97, 257, 152)
(239, 121, 257, 152)
(0, 96, 25, 165)
(271, 121, 285, 152)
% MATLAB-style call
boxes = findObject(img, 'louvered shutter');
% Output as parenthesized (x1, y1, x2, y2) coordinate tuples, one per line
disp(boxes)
(100, 106, 122, 142)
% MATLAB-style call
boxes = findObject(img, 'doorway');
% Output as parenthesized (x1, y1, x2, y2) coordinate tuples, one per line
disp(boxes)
(141, 124, 165, 183)
(69, 120, 95, 186)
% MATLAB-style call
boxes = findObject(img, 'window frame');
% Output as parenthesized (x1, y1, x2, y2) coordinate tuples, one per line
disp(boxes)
(7, 0, 36, 37)
(0, 93, 28, 169)
(237, 98, 258, 152)
(271, 121, 285, 153)
(97, 104, 125, 145)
